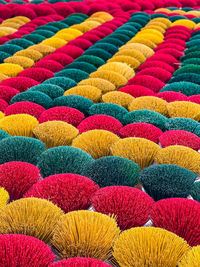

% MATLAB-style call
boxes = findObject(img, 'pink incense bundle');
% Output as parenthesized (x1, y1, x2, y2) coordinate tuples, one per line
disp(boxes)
(159, 130, 200, 151)
(18, 68, 54, 83)
(119, 122, 163, 143)
(157, 91, 188, 102)
(0, 77, 39, 92)
(38, 106, 84, 126)
(119, 85, 155, 97)
(128, 75, 165, 93)
(4, 101, 45, 119)
(151, 198, 200, 246)
(91, 186, 154, 230)
(77, 115, 122, 135)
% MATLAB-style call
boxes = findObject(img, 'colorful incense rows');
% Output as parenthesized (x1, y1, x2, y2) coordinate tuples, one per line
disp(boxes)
(0, 1, 199, 266)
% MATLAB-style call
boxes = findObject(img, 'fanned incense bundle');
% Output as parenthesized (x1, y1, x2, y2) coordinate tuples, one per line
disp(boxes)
(151, 198, 200, 246)
(89, 103, 128, 124)
(0, 161, 40, 201)
(0, 114, 38, 137)
(140, 164, 196, 200)
(72, 130, 120, 159)
(15, 49, 43, 61)
(110, 137, 161, 169)
(1, 77, 39, 92)
(18, 67, 54, 83)
(37, 146, 94, 177)
(128, 96, 168, 116)
(113, 227, 190, 267)
(0, 234, 55, 267)
(38, 106, 84, 126)
(33, 121, 79, 148)
(90, 70, 127, 89)
(102, 91, 134, 109)
(0, 136, 45, 165)
(79, 78, 115, 93)
(0, 63, 23, 77)
(29, 84, 64, 99)
(11, 91, 53, 109)
(83, 156, 140, 187)
(91, 186, 154, 230)
(24, 173, 99, 212)
(53, 95, 93, 116)
(5, 56, 34, 68)
(98, 62, 135, 80)
(108, 55, 140, 69)
(159, 130, 200, 150)
(35, 59, 63, 72)
(120, 123, 163, 143)
(0, 197, 64, 243)
(4, 102, 45, 119)
(52, 210, 120, 260)
(155, 145, 200, 174)
(77, 115, 122, 135)
(64, 85, 101, 103)
(165, 118, 200, 137)
(167, 101, 200, 121)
